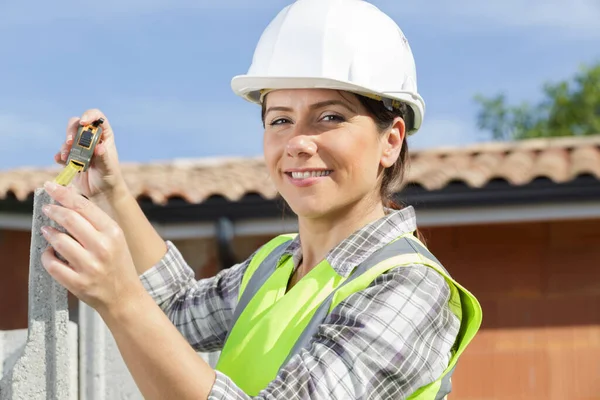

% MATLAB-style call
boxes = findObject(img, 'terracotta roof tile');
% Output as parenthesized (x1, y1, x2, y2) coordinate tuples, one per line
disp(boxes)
(571, 146, 600, 177)
(0, 136, 599, 205)
(495, 150, 536, 186)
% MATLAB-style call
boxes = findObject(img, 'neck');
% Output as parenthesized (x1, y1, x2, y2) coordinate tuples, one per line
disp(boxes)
(297, 197, 386, 272)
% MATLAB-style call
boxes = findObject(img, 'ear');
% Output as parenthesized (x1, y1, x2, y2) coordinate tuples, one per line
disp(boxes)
(380, 117, 406, 168)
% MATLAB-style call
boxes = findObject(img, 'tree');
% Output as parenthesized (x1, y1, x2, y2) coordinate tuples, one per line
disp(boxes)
(474, 63, 600, 140)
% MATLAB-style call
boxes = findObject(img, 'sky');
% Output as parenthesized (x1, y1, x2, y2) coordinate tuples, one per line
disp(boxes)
(0, 0, 598, 170)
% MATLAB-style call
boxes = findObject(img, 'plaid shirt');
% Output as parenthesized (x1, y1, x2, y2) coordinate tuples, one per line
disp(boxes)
(140, 206, 460, 399)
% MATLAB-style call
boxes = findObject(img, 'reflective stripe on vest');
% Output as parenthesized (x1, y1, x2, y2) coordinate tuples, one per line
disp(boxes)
(216, 234, 482, 398)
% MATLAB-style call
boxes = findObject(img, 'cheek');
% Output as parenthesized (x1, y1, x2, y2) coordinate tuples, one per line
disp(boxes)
(329, 131, 381, 177)
(263, 133, 283, 177)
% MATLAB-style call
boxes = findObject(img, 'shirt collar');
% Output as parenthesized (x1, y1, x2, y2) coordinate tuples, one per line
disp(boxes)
(281, 206, 418, 278)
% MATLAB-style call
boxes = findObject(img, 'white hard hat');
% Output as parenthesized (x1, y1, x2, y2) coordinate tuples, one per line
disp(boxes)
(231, 0, 425, 133)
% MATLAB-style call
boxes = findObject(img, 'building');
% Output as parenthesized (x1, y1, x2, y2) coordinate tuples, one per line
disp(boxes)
(0, 135, 599, 399)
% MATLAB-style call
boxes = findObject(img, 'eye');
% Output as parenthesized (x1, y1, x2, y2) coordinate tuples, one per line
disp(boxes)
(269, 117, 292, 126)
(321, 114, 345, 123)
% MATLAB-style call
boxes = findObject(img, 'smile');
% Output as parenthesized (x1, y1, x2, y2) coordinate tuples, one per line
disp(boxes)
(287, 170, 332, 179)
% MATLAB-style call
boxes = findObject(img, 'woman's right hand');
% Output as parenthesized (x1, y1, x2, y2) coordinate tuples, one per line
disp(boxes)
(54, 109, 128, 201)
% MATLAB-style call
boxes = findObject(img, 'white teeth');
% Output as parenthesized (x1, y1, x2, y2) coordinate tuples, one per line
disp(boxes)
(291, 170, 331, 179)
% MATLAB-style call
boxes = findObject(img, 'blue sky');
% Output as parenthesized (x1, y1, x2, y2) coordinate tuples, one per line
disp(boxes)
(0, 0, 598, 170)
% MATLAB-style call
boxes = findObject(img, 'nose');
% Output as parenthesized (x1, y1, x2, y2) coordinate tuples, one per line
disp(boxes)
(286, 134, 317, 158)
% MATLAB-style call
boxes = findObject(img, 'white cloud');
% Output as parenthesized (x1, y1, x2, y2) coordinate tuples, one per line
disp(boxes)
(101, 96, 265, 160)
(3, 0, 597, 39)
(0, 0, 283, 25)
(376, 0, 600, 39)
(106, 96, 262, 134)
(0, 113, 60, 170)
(407, 116, 485, 150)
(0, 96, 266, 169)
(0, 113, 55, 148)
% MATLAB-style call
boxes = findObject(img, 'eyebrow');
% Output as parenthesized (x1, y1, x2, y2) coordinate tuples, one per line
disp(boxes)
(264, 99, 357, 116)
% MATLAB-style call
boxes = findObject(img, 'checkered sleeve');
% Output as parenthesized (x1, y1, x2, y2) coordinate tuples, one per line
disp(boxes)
(208, 263, 461, 399)
(139, 240, 250, 352)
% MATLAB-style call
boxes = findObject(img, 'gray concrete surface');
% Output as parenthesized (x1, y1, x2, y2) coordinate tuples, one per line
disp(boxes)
(0, 188, 220, 399)
(79, 302, 143, 400)
(0, 330, 27, 380)
(0, 189, 75, 400)
(79, 301, 221, 400)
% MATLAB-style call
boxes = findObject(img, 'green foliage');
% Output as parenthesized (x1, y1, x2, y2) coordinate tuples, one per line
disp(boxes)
(474, 63, 600, 140)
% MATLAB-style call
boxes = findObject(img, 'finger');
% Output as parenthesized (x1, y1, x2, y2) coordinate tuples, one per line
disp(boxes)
(41, 246, 82, 293)
(65, 117, 80, 152)
(54, 151, 66, 165)
(60, 142, 70, 161)
(94, 142, 107, 156)
(43, 181, 113, 232)
(67, 117, 79, 140)
(41, 202, 100, 254)
(79, 109, 113, 140)
(41, 225, 92, 271)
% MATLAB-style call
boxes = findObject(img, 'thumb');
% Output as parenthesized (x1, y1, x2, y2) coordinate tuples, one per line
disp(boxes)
(91, 133, 120, 174)
(95, 142, 107, 156)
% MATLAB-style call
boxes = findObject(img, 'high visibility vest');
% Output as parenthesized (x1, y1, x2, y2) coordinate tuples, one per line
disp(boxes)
(216, 233, 482, 399)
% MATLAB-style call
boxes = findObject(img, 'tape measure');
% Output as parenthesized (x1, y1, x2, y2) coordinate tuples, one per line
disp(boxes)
(54, 118, 104, 186)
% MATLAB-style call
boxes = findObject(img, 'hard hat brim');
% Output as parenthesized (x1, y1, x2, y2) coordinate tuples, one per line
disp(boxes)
(231, 75, 424, 133)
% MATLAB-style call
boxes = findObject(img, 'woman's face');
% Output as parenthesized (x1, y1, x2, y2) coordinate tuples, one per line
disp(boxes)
(262, 89, 403, 220)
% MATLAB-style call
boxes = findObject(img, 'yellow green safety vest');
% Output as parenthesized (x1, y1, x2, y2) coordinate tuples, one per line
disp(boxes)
(216, 233, 482, 398)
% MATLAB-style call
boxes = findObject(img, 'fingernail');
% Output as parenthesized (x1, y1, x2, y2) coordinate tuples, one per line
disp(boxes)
(42, 205, 51, 215)
(66, 135, 73, 144)
(41, 226, 50, 236)
(44, 181, 58, 192)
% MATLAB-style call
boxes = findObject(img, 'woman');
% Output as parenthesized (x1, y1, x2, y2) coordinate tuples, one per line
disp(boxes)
(41, 0, 482, 399)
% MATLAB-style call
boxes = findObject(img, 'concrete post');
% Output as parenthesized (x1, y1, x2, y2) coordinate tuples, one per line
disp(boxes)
(0, 330, 27, 380)
(78, 304, 220, 400)
(0, 189, 75, 400)
(0, 188, 221, 399)
(79, 302, 143, 400)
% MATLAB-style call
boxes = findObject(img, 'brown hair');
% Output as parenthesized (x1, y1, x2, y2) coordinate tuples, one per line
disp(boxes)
(353, 94, 426, 244)
(261, 92, 426, 243)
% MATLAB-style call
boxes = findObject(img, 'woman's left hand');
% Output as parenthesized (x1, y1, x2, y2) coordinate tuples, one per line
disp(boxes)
(40, 180, 144, 316)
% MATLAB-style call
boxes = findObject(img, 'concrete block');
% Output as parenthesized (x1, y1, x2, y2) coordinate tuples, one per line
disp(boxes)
(0, 330, 27, 380)
(0, 326, 78, 400)
(0, 188, 75, 400)
(79, 302, 143, 400)
(79, 302, 221, 400)
(68, 322, 78, 400)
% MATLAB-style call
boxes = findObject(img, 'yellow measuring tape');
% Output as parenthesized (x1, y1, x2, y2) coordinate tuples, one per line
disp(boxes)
(53, 118, 104, 186)
(54, 162, 84, 186)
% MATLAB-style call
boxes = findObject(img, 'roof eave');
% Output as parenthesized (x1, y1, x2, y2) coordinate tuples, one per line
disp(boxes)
(0, 175, 598, 227)
(141, 175, 600, 223)
(398, 175, 600, 210)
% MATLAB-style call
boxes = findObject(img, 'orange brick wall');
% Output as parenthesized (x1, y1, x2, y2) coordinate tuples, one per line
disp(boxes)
(1, 218, 599, 398)
(421, 218, 600, 400)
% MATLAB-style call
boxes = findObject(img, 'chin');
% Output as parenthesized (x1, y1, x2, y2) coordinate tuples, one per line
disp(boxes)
(284, 197, 334, 219)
